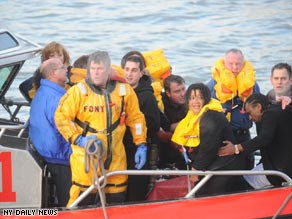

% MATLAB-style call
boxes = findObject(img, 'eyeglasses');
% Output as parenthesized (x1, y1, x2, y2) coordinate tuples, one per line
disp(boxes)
(55, 65, 67, 71)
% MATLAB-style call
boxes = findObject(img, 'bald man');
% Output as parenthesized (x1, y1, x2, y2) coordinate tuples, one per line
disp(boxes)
(206, 48, 261, 170)
(29, 58, 72, 207)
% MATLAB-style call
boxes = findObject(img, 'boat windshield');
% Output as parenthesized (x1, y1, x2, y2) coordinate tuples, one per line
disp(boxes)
(0, 63, 23, 100)
(0, 67, 12, 88)
(0, 31, 19, 52)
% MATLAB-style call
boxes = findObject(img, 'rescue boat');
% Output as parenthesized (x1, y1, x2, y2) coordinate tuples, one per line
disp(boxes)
(0, 28, 292, 219)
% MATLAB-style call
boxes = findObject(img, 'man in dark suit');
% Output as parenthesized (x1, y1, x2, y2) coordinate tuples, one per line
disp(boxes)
(218, 93, 292, 189)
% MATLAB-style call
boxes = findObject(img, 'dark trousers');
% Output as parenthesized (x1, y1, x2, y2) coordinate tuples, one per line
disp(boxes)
(158, 141, 186, 170)
(196, 175, 243, 196)
(47, 163, 71, 207)
(195, 156, 244, 197)
(125, 143, 150, 202)
(126, 169, 149, 202)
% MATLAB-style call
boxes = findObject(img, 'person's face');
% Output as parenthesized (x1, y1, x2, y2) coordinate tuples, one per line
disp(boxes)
(166, 82, 186, 105)
(54, 61, 68, 88)
(89, 61, 109, 88)
(224, 52, 244, 75)
(124, 61, 143, 88)
(270, 68, 292, 97)
(49, 50, 64, 64)
(245, 102, 262, 122)
(188, 89, 204, 115)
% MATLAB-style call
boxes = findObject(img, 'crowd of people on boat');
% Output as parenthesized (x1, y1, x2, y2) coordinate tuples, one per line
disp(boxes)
(23, 41, 292, 207)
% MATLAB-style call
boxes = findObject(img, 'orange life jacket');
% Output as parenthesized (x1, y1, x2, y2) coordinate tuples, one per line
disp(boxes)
(212, 58, 255, 103)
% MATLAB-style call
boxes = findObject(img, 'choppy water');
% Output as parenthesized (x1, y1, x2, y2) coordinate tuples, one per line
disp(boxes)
(1, 0, 292, 120)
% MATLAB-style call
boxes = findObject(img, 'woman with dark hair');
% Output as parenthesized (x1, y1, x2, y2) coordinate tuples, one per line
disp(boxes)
(172, 83, 244, 196)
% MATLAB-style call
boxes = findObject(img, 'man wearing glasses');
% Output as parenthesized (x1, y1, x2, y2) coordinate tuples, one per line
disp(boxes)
(29, 58, 72, 207)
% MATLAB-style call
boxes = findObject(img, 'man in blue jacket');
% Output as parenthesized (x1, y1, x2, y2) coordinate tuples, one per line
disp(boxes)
(29, 58, 72, 207)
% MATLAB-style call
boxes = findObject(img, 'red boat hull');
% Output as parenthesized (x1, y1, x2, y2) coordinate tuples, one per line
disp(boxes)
(1, 187, 291, 219)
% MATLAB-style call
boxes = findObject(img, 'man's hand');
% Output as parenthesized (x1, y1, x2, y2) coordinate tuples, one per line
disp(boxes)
(218, 140, 236, 156)
(190, 167, 199, 183)
(157, 129, 172, 142)
(135, 144, 147, 169)
(276, 96, 291, 109)
(75, 135, 103, 153)
(75, 135, 96, 147)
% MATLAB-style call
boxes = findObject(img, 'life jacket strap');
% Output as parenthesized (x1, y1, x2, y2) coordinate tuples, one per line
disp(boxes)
(75, 118, 120, 136)
(72, 181, 127, 188)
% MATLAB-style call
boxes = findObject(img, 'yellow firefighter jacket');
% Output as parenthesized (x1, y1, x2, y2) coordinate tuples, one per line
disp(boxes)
(55, 79, 147, 205)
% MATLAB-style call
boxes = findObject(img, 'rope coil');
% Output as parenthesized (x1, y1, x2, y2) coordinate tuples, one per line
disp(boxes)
(84, 137, 107, 188)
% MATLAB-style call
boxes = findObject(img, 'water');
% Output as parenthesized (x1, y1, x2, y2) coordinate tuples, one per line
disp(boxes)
(1, 0, 292, 121)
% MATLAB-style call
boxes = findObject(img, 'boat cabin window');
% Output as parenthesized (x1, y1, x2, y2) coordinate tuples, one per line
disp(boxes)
(0, 66, 13, 88)
(0, 31, 19, 52)
(0, 63, 23, 100)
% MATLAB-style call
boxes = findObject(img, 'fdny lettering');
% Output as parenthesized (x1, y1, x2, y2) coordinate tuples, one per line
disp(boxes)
(84, 105, 105, 112)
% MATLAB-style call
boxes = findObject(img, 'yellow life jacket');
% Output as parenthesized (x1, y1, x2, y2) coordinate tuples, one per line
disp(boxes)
(171, 98, 222, 147)
(142, 49, 171, 85)
(111, 64, 124, 78)
(111, 49, 170, 112)
(69, 67, 87, 84)
(151, 81, 164, 111)
(112, 49, 171, 86)
(28, 85, 36, 100)
(110, 66, 165, 111)
(212, 58, 255, 103)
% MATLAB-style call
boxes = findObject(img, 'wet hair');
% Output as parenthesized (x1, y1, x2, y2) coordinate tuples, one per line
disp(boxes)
(88, 51, 110, 67)
(122, 55, 145, 71)
(87, 51, 111, 77)
(185, 83, 211, 105)
(271, 63, 292, 78)
(121, 50, 146, 69)
(225, 48, 244, 59)
(244, 93, 270, 113)
(163, 74, 185, 92)
(41, 41, 70, 65)
(73, 55, 89, 68)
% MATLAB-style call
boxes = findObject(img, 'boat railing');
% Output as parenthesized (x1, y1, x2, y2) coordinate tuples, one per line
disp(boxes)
(69, 169, 292, 205)
(104, 169, 292, 197)
(1, 97, 30, 122)
(0, 120, 29, 138)
(69, 169, 292, 219)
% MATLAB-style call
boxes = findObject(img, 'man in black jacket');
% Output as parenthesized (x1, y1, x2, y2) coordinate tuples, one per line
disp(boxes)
(157, 75, 188, 170)
(122, 53, 161, 201)
(219, 93, 292, 189)
(267, 63, 292, 109)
